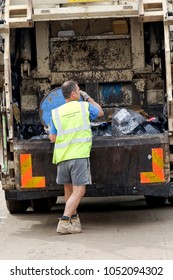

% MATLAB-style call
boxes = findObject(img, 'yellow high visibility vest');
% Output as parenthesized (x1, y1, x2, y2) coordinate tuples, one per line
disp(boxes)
(51, 101, 92, 164)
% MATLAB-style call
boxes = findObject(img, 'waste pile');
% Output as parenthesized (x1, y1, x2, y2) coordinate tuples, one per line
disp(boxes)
(15, 123, 47, 140)
(91, 122, 112, 137)
(14, 108, 166, 140)
(91, 108, 166, 137)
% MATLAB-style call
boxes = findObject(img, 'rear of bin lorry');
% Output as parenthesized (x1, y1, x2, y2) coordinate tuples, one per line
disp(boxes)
(1, 0, 173, 213)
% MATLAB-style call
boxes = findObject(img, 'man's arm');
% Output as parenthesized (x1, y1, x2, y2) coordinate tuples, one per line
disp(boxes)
(80, 90, 104, 117)
(87, 97, 104, 117)
(49, 117, 57, 142)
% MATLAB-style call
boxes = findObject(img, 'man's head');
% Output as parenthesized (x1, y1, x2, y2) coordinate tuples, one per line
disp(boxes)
(61, 80, 80, 101)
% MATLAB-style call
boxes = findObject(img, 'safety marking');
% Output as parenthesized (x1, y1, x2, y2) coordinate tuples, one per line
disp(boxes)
(140, 148, 165, 183)
(20, 154, 46, 188)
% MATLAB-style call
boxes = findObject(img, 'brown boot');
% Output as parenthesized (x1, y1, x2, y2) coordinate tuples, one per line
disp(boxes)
(71, 215, 82, 232)
(56, 219, 82, 234)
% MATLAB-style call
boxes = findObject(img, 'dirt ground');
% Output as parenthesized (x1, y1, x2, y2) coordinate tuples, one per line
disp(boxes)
(1, 188, 173, 260)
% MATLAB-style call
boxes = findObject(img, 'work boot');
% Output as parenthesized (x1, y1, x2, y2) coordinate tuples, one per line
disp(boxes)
(56, 219, 82, 234)
(71, 215, 82, 232)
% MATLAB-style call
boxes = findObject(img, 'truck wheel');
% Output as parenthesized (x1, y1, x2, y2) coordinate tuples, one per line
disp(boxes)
(6, 200, 29, 214)
(145, 196, 166, 207)
(31, 197, 57, 213)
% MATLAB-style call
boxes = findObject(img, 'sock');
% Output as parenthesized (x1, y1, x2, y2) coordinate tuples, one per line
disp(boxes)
(61, 215, 70, 220)
(71, 214, 78, 219)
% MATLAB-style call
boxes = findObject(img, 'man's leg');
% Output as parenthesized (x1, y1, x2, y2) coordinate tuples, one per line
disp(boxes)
(63, 185, 86, 217)
(64, 184, 73, 203)
(57, 185, 85, 234)
(64, 184, 77, 216)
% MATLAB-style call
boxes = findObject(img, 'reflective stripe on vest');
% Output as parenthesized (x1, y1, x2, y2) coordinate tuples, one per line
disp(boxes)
(55, 137, 92, 148)
(54, 102, 90, 136)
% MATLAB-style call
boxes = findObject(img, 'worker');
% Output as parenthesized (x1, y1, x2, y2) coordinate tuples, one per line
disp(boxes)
(49, 80, 104, 234)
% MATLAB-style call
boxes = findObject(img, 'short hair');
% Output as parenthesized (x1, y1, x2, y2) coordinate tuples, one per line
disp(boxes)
(61, 80, 78, 99)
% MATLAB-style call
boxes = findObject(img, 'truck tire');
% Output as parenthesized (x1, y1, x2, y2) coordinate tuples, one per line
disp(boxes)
(145, 196, 166, 207)
(31, 197, 57, 213)
(6, 200, 30, 214)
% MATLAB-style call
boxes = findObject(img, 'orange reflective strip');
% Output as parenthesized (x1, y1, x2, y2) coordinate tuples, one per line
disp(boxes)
(21, 167, 32, 186)
(20, 154, 46, 188)
(36, 177, 46, 188)
(20, 153, 29, 164)
(140, 171, 165, 183)
(24, 177, 46, 189)
(152, 148, 164, 171)
(140, 148, 165, 183)
(140, 173, 151, 184)
(20, 154, 32, 176)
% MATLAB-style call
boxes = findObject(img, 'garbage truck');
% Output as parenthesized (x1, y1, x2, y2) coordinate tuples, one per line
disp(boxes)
(1, 0, 173, 213)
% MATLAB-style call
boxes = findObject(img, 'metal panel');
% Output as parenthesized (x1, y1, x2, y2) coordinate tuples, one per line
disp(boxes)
(90, 145, 160, 187)
(50, 38, 131, 72)
(13, 132, 169, 191)
(14, 140, 57, 189)
(100, 83, 132, 106)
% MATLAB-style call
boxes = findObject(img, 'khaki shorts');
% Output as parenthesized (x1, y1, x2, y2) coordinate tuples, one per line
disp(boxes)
(56, 158, 92, 186)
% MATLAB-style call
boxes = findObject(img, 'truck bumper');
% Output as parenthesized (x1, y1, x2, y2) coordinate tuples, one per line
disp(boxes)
(6, 132, 171, 200)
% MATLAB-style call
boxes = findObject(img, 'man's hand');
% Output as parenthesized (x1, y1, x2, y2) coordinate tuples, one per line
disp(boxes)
(49, 134, 56, 142)
(80, 90, 91, 101)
